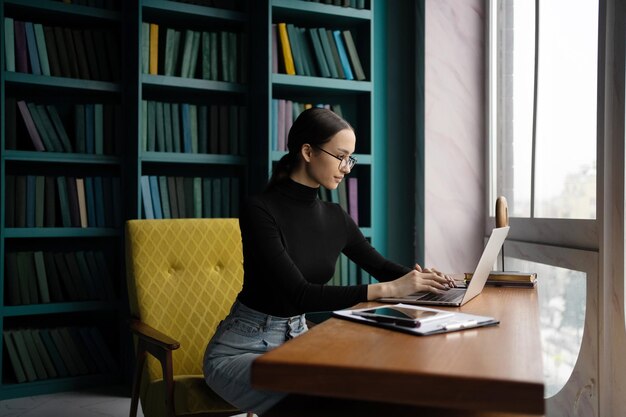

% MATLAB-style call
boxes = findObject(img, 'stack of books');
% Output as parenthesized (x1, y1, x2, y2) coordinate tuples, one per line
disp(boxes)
(464, 271, 538, 288)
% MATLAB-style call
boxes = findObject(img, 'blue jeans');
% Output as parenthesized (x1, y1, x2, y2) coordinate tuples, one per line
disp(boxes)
(203, 300, 308, 415)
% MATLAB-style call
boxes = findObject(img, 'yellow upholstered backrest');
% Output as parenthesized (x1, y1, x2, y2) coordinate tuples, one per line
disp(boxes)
(126, 219, 243, 380)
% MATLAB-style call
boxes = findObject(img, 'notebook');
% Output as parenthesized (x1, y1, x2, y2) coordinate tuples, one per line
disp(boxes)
(378, 226, 510, 307)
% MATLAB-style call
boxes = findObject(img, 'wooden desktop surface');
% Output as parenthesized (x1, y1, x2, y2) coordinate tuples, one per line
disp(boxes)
(252, 287, 544, 415)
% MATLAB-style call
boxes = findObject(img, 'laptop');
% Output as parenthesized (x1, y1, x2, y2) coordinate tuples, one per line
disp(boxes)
(378, 226, 510, 307)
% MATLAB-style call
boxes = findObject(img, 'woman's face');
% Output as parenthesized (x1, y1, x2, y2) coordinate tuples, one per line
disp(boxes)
(302, 128, 356, 190)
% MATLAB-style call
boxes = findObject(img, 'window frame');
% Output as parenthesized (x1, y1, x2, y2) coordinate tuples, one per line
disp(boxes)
(485, 0, 600, 252)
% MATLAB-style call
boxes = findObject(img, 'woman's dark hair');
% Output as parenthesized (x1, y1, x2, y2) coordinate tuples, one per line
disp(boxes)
(267, 107, 353, 188)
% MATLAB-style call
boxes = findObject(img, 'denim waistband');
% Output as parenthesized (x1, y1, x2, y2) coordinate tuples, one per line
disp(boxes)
(230, 300, 305, 328)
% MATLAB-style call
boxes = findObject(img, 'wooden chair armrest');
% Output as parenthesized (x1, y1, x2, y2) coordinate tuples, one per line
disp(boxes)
(128, 318, 179, 417)
(129, 319, 180, 351)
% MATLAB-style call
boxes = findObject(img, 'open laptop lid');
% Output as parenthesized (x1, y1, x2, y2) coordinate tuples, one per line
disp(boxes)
(460, 226, 510, 305)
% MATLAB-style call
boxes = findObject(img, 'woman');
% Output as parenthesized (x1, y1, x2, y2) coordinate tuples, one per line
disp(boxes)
(203, 107, 453, 415)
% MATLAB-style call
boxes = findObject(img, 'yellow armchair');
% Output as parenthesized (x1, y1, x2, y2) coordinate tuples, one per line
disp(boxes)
(125, 219, 246, 417)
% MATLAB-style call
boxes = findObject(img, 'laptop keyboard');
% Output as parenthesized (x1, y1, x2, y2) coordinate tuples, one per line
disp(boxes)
(417, 289, 465, 302)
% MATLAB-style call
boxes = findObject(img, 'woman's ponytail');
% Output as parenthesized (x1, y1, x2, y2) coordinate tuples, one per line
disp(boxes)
(267, 151, 296, 189)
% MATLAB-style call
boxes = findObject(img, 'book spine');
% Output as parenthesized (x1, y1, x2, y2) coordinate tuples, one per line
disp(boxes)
(17, 101, 45, 151)
(149, 176, 163, 219)
(140, 176, 154, 219)
(277, 23, 296, 75)
(25, 22, 42, 75)
(3, 330, 27, 382)
(317, 27, 339, 78)
(332, 30, 354, 80)
(149, 23, 159, 75)
(342, 30, 366, 80)
(40, 183, 55, 222)
(33, 24, 51, 76)
(4, 17, 16, 72)
(14, 21, 29, 73)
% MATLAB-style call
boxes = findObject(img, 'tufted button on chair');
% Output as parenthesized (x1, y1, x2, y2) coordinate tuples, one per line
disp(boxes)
(125, 219, 252, 417)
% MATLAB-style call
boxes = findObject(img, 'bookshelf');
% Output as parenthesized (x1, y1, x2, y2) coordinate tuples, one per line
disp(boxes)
(0, 0, 394, 400)
(131, 0, 249, 222)
(0, 0, 123, 399)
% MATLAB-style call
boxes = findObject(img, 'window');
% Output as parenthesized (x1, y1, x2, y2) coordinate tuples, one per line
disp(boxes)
(490, 0, 598, 220)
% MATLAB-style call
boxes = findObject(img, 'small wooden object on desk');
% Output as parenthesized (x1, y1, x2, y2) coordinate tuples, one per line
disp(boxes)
(491, 196, 537, 287)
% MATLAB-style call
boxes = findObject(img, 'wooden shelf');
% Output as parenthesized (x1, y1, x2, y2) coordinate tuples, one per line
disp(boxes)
(5, 72, 120, 94)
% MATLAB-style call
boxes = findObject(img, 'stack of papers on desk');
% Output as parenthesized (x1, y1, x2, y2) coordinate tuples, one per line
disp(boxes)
(333, 303, 499, 336)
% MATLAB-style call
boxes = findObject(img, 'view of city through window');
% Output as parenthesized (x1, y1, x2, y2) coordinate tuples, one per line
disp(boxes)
(493, 0, 597, 219)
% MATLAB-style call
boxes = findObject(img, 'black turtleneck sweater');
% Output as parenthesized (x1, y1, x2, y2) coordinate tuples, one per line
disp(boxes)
(237, 178, 412, 317)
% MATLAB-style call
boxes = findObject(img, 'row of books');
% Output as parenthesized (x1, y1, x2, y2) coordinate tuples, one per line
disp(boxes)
(143, 23, 246, 83)
(7, 98, 120, 155)
(318, 177, 360, 225)
(141, 175, 240, 220)
(142, 101, 246, 155)
(271, 100, 345, 152)
(273, 23, 366, 80)
(5, 175, 122, 229)
(3, 327, 117, 384)
(4, 250, 115, 306)
(171, 0, 245, 10)
(3, 19, 119, 81)
(304, 0, 367, 9)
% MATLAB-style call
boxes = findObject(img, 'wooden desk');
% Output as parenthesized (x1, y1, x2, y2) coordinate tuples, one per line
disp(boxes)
(252, 287, 544, 415)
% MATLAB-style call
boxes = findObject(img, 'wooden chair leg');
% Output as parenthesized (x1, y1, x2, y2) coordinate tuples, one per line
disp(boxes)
(130, 340, 147, 417)
(161, 350, 176, 417)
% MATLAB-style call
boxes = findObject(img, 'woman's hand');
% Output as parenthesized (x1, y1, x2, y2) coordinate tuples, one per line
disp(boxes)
(367, 264, 454, 300)
(414, 263, 456, 288)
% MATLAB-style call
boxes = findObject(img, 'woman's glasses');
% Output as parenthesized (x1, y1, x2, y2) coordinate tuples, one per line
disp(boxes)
(314, 146, 357, 170)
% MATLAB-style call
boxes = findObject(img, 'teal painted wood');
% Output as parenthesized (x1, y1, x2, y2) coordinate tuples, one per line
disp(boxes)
(4, 228, 121, 239)
(4, 0, 120, 21)
(143, 0, 247, 22)
(272, 0, 371, 21)
(1, 0, 6, 385)
(372, 0, 384, 255)
(272, 73, 372, 92)
(5, 72, 120, 93)
(142, 152, 247, 165)
(4, 151, 121, 165)
(0, 373, 119, 401)
(142, 74, 247, 94)
(4, 301, 117, 317)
